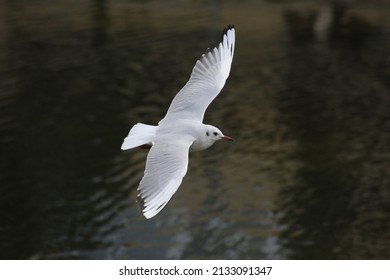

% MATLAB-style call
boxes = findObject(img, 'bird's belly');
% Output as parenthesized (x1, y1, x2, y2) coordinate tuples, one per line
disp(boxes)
(190, 140, 212, 152)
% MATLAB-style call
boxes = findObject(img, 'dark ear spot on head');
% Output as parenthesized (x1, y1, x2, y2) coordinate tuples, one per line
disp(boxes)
(206, 132, 209, 136)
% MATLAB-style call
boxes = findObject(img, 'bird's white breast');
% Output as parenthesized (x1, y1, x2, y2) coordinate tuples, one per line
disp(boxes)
(157, 119, 210, 152)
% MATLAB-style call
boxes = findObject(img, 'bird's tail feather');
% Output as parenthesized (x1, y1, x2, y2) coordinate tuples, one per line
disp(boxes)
(121, 123, 157, 150)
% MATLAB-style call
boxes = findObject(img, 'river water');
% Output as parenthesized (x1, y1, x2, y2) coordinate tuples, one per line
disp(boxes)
(1, 0, 389, 259)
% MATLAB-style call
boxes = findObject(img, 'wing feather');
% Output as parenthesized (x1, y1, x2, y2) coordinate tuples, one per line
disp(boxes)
(137, 138, 194, 219)
(160, 25, 235, 123)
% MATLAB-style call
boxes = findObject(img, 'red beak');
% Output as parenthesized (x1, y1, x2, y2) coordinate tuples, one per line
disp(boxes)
(222, 135, 233, 141)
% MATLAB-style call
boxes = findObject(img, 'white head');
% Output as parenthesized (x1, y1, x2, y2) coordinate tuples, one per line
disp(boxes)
(205, 124, 233, 141)
(191, 124, 233, 151)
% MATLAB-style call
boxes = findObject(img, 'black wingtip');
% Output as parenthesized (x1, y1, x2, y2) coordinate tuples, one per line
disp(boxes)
(222, 24, 235, 37)
(202, 25, 235, 55)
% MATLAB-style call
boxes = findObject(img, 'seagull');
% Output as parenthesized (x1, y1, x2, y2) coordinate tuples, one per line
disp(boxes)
(121, 25, 235, 219)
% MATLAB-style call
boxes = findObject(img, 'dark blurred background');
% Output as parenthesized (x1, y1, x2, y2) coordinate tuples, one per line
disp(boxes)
(0, 0, 389, 259)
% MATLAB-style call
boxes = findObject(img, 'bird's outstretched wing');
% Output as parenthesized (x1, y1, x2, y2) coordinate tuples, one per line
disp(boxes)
(161, 25, 235, 123)
(137, 136, 194, 219)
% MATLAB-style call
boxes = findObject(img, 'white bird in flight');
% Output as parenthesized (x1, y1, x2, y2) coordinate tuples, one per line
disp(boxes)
(121, 25, 235, 219)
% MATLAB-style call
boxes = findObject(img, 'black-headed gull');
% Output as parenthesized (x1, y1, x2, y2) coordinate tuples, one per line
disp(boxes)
(122, 25, 235, 219)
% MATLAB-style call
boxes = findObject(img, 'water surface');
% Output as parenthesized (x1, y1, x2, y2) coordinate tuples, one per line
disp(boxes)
(0, 0, 389, 259)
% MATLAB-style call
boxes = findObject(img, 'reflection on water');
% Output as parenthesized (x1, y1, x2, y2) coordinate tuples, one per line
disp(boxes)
(0, 0, 389, 259)
(277, 29, 390, 258)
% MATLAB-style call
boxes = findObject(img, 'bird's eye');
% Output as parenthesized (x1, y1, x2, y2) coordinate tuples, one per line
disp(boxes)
(206, 132, 210, 136)
(213, 132, 218, 136)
